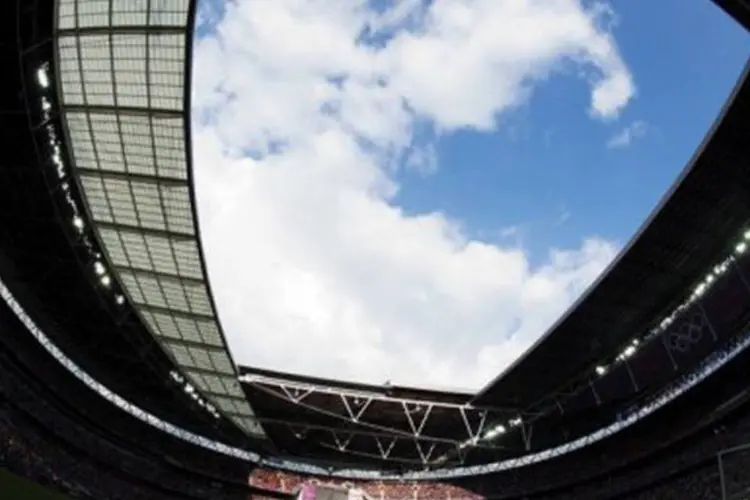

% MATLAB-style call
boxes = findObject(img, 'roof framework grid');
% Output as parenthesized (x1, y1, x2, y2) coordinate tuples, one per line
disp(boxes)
(53, 0, 265, 438)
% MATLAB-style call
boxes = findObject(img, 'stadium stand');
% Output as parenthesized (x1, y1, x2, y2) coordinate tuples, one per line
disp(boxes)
(248, 468, 482, 499)
(0, 296, 290, 499)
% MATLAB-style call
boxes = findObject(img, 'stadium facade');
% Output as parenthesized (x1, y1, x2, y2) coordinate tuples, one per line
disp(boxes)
(1, 0, 750, 498)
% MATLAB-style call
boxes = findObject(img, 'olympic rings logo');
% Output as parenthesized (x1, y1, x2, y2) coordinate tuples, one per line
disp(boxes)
(666, 312, 705, 352)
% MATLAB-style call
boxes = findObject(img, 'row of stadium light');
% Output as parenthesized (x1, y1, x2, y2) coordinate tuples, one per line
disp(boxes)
(169, 371, 221, 419)
(35, 64, 220, 421)
(482, 415, 524, 441)
(453, 415, 525, 455)
(36, 64, 125, 306)
(457, 227, 750, 457)
(593, 228, 750, 378)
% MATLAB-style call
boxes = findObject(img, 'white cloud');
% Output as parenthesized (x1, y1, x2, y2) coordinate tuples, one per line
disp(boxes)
(607, 120, 648, 149)
(405, 143, 438, 176)
(192, 0, 630, 390)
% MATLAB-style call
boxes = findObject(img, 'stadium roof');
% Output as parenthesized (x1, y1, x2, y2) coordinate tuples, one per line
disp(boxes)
(53, 0, 263, 438)
(2, 0, 750, 477)
(238, 365, 498, 469)
(714, 0, 750, 29)
(0, 0, 254, 444)
(474, 55, 750, 410)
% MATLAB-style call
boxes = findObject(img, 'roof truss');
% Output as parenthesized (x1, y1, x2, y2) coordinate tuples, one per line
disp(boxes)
(241, 374, 511, 466)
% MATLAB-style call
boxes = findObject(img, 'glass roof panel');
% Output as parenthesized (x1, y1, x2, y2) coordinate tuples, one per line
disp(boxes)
(56, 0, 263, 438)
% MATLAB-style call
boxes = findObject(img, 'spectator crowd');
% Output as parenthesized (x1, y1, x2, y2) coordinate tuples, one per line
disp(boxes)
(0, 352, 281, 500)
(249, 467, 483, 499)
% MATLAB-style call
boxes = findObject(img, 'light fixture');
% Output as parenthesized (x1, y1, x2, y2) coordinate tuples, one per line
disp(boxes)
(72, 216, 84, 231)
(36, 67, 50, 88)
(737, 242, 748, 255)
(595, 365, 607, 376)
(100, 274, 112, 287)
(484, 424, 507, 440)
(115, 294, 125, 305)
(93, 261, 106, 276)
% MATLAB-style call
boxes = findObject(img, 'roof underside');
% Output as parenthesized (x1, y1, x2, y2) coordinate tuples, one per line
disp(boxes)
(239, 365, 496, 470)
(0, 0, 251, 443)
(54, 0, 263, 438)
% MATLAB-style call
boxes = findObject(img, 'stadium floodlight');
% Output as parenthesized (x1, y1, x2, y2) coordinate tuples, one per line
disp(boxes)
(93, 261, 106, 276)
(595, 365, 607, 376)
(72, 216, 84, 231)
(100, 274, 112, 287)
(36, 66, 50, 88)
(52, 145, 62, 168)
(737, 242, 748, 255)
(484, 424, 507, 440)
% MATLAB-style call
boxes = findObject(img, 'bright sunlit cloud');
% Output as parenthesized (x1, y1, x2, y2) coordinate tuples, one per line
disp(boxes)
(192, 0, 631, 390)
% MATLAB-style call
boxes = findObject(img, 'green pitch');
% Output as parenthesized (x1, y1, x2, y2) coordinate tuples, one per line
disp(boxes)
(0, 468, 74, 500)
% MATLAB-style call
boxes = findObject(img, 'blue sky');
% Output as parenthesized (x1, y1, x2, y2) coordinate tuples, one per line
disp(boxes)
(395, 0, 749, 265)
(192, 0, 749, 390)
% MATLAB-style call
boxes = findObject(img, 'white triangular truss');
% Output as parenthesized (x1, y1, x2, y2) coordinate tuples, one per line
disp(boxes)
(240, 373, 509, 465)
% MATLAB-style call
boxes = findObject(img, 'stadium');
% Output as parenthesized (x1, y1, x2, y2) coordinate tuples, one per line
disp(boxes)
(0, 0, 750, 498)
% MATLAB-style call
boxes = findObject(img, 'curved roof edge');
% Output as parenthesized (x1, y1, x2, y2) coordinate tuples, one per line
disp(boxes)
(53, 0, 265, 439)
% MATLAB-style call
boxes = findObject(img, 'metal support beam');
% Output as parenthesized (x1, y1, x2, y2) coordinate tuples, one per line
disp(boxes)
(75, 167, 188, 187)
(62, 103, 182, 118)
(113, 264, 204, 286)
(96, 220, 194, 241)
(624, 359, 639, 393)
(520, 422, 533, 452)
(56, 25, 186, 37)
(158, 336, 224, 352)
